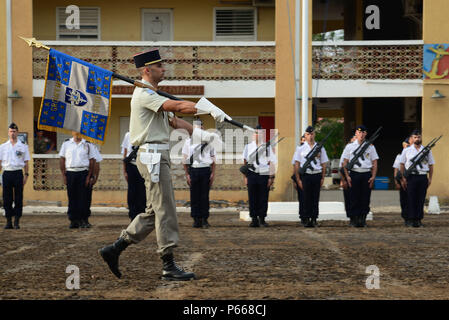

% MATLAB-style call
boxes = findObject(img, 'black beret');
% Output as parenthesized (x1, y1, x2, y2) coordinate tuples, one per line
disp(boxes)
(133, 49, 162, 68)
(356, 124, 367, 132)
(255, 124, 263, 130)
(305, 126, 314, 133)
(411, 129, 421, 136)
(9, 123, 18, 130)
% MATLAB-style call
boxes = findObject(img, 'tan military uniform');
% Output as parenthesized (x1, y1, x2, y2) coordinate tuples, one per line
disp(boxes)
(119, 80, 179, 256)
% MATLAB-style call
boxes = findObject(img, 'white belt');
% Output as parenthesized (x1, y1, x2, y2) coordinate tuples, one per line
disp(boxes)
(191, 163, 211, 168)
(140, 143, 170, 151)
(66, 167, 89, 172)
(411, 170, 428, 175)
(3, 166, 23, 171)
(351, 168, 371, 173)
(305, 169, 322, 174)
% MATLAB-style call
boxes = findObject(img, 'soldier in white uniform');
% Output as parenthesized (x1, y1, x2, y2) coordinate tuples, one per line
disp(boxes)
(59, 131, 95, 228)
(399, 129, 435, 228)
(182, 119, 216, 228)
(242, 125, 277, 228)
(84, 144, 103, 228)
(99, 48, 229, 281)
(0, 123, 30, 229)
(293, 126, 329, 228)
(342, 125, 379, 228)
(393, 137, 411, 225)
(121, 131, 146, 221)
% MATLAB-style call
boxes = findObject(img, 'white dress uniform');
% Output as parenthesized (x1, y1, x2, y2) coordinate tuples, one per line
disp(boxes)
(341, 139, 379, 223)
(59, 138, 94, 226)
(121, 132, 146, 221)
(293, 142, 329, 222)
(182, 138, 216, 225)
(399, 144, 435, 223)
(0, 139, 30, 223)
(242, 141, 277, 222)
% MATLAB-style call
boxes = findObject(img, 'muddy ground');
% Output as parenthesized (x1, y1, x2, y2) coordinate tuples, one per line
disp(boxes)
(1, 211, 449, 300)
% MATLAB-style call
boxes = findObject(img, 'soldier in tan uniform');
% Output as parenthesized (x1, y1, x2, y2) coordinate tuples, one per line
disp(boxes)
(99, 48, 228, 281)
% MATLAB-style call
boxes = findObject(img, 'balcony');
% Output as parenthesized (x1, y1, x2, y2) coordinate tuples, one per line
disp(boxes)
(32, 41, 276, 82)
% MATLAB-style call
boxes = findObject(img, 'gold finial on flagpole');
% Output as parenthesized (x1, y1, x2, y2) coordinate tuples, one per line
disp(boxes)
(19, 36, 51, 50)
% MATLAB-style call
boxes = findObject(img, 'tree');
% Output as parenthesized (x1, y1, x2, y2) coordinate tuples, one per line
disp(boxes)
(314, 118, 344, 159)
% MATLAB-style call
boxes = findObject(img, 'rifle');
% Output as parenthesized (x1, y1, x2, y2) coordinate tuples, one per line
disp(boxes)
(401, 135, 442, 178)
(123, 146, 138, 164)
(298, 128, 334, 175)
(345, 126, 382, 172)
(240, 135, 284, 176)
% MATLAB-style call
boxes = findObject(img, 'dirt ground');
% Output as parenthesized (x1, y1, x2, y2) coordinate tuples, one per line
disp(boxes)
(1, 211, 449, 300)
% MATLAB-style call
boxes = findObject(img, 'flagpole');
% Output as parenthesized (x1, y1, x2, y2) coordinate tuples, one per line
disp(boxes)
(20, 36, 253, 131)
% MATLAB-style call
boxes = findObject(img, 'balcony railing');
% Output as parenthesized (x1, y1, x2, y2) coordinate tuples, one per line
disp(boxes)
(312, 40, 423, 80)
(32, 41, 276, 81)
(32, 40, 423, 83)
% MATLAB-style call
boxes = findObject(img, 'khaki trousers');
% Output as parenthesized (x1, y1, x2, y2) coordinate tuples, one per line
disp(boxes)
(120, 149, 179, 256)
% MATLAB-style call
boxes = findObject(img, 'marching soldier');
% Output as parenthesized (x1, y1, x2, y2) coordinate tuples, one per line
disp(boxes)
(182, 119, 216, 229)
(242, 125, 277, 228)
(291, 135, 305, 225)
(393, 137, 411, 226)
(0, 123, 30, 229)
(84, 144, 103, 228)
(293, 126, 329, 228)
(342, 125, 379, 228)
(399, 129, 435, 228)
(121, 131, 146, 221)
(59, 131, 95, 229)
(99, 48, 229, 281)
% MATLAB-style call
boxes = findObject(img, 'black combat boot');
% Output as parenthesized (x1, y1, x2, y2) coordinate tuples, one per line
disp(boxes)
(349, 217, 355, 227)
(249, 217, 260, 227)
(300, 217, 308, 226)
(304, 218, 315, 228)
(4, 217, 13, 229)
(202, 218, 210, 229)
(354, 216, 363, 228)
(193, 217, 202, 228)
(80, 219, 92, 229)
(311, 218, 318, 227)
(161, 253, 196, 281)
(412, 219, 420, 228)
(99, 238, 130, 278)
(69, 220, 80, 229)
(259, 216, 269, 227)
(13, 216, 20, 229)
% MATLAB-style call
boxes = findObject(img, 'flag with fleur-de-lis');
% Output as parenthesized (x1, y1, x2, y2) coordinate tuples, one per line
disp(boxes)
(38, 48, 112, 144)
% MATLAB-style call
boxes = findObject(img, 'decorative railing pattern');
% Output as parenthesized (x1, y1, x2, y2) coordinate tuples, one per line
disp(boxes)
(312, 43, 423, 80)
(32, 42, 423, 82)
(32, 44, 275, 81)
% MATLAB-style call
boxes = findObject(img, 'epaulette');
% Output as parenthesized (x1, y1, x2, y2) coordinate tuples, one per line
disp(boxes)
(64, 138, 70, 141)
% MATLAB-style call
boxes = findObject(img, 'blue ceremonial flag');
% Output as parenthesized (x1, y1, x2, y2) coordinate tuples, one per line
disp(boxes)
(38, 48, 113, 144)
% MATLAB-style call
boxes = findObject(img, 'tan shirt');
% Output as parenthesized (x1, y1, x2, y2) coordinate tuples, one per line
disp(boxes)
(129, 79, 172, 146)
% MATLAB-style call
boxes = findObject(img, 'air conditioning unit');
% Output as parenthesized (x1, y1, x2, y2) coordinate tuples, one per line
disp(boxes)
(252, 0, 275, 7)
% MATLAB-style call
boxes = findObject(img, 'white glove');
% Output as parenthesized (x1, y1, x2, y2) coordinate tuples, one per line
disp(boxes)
(195, 97, 232, 123)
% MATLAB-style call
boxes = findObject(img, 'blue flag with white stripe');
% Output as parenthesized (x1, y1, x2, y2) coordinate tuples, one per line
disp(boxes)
(38, 49, 113, 144)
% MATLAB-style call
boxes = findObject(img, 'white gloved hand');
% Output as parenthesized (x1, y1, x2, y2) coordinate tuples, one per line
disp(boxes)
(195, 97, 232, 123)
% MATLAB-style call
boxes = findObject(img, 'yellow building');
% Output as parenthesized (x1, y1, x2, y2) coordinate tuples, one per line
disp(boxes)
(1, 0, 448, 207)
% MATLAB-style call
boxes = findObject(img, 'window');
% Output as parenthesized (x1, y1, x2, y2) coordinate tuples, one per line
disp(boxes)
(214, 8, 257, 41)
(56, 7, 100, 40)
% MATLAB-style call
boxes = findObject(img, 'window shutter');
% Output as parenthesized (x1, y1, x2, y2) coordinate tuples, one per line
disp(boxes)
(215, 8, 256, 41)
(57, 7, 100, 40)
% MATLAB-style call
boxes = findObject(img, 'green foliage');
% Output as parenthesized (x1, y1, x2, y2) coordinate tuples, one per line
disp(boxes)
(314, 118, 344, 160)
